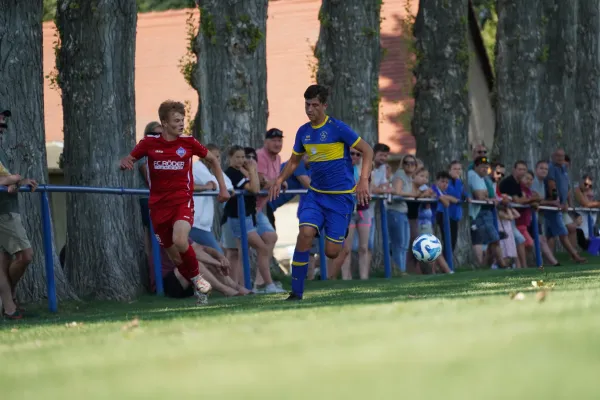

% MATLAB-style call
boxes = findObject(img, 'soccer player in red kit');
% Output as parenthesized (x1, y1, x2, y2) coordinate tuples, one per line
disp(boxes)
(120, 100, 230, 302)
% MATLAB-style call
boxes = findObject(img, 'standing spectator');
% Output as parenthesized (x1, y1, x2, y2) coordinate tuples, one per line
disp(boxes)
(498, 161, 534, 268)
(371, 143, 391, 194)
(0, 108, 38, 319)
(561, 154, 578, 247)
(190, 144, 233, 252)
(387, 154, 418, 275)
(530, 161, 560, 266)
(256, 128, 284, 230)
(467, 156, 508, 269)
(546, 149, 586, 263)
(436, 161, 464, 252)
(430, 171, 455, 274)
(223, 146, 285, 294)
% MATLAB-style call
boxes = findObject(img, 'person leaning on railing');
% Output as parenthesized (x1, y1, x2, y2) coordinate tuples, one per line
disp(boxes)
(573, 175, 600, 250)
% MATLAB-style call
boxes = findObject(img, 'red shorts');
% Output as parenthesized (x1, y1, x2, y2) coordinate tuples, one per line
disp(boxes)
(149, 202, 194, 248)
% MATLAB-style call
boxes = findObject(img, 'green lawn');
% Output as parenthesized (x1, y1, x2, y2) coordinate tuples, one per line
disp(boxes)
(3, 262, 600, 399)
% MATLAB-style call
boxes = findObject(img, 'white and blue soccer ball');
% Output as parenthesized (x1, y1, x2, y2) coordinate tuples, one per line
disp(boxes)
(412, 234, 442, 263)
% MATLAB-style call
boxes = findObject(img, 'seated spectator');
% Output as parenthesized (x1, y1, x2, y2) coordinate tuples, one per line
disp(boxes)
(573, 175, 600, 250)
(223, 146, 285, 294)
(468, 156, 508, 269)
(190, 143, 233, 252)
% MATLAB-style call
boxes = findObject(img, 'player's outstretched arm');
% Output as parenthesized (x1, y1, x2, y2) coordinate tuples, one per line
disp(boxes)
(119, 155, 136, 170)
(353, 139, 374, 206)
(204, 151, 231, 203)
(269, 153, 303, 202)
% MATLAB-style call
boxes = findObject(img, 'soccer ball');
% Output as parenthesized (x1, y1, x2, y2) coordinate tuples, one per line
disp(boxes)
(412, 234, 442, 263)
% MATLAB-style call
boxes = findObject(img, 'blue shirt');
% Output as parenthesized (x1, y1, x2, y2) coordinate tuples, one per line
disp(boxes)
(292, 116, 361, 194)
(546, 161, 569, 204)
(268, 160, 310, 211)
(446, 179, 464, 221)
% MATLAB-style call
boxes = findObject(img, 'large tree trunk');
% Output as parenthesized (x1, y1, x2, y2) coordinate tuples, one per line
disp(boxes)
(0, 0, 77, 302)
(56, 0, 145, 300)
(315, 0, 381, 146)
(194, 0, 268, 149)
(573, 0, 600, 182)
(412, 0, 470, 178)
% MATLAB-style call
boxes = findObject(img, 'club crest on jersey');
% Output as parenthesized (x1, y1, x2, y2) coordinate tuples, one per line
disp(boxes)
(320, 131, 327, 142)
(176, 147, 186, 158)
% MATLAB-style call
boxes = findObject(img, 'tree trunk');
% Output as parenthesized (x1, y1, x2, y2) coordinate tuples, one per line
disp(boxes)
(194, 0, 268, 149)
(0, 0, 77, 302)
(412, 0, 470, 178)
(56, 0, 145, 300)
(315, 0, 381, 146)
(573, 0, 600, 182)
(493, 0, 544, 166)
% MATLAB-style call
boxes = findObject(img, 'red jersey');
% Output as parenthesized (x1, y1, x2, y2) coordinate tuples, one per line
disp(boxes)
(130, 134, 208, 207)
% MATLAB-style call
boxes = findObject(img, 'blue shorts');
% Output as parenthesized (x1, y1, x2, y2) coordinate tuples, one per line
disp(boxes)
(545, 210, 568, 238)
(220, 220, 238, 249)
(255, 211, 275, 235)
(298, 190, 354, 244)
(473, 209, 499, 245)
(189, 228, 223, 254)
(229, 216, 256, 239)
(512, 220, 526, 245)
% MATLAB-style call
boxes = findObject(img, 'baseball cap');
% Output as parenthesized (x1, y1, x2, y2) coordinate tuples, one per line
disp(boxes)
(265, 128, 283, 139)
(474, 156, 490, 166)
(0, 109, 11, 117)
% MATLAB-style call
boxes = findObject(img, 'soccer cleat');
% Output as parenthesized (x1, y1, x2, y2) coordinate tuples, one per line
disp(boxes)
(191, 275, 212, 294)
(285, 292, 302, 301)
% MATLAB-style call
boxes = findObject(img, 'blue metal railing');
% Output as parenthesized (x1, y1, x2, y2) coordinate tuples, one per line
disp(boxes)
(0, 184, 598, 313)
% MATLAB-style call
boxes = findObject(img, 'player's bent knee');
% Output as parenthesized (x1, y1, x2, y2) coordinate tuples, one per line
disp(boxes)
(172, 236, 189, 252)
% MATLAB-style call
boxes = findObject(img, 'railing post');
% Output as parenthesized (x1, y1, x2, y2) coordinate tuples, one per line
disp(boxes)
(148, 219, 164, 296)
(318, 233, 327, 280)
(442, 206, 454, 271)
(237, 192, 252, 290)
(379, 198, 392, 279)
(40, 190, 58, 313)
(531, 210, 543, 268)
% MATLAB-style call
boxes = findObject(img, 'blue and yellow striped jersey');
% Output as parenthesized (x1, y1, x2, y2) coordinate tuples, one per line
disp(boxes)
(292, 116, 361, 193)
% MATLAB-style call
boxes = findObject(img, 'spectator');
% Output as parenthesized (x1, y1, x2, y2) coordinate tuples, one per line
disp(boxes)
(561, 153, 578, 247)
(371, 143, 391, 194)
(223, 145, 285, 294)
(546, 149, 586, 263)
(469, 142, 489, 169)
(495, 203, 519, 269)
(498, 161, 534, 268)
(467, 156, 508, 269)
(436, 161, 464, 252)
(573, 174, 600, 249)
(489, 162, 505, 195)
(257, 128, 284, 230)
(329, 148, 372, 280)
(387, 154, 417, 275)
(190, 144, 233, 251)
(530, 161, 560, 266)
(0, 108, 38, 319)
(516, 170, 536, 253)
(430, 171, 454, 274)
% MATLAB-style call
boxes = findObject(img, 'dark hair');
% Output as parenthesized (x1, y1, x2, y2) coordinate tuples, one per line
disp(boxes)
(304, 84, 329, 104)
(205, 143, 220, 152)
(582, 174, 592, 182)
(449, 160, 461, 168)
(491, 162, 505, 170)
(228, 145, 244, 157)
(514, 160, 528, 169)
(526, 170, 534, 178)
(244, 147, 257, 158)
(535, 160, 548, 168)
(373, 143, 390, 154)
(565, 154, 571, 162)
(436, 171, 452, 181)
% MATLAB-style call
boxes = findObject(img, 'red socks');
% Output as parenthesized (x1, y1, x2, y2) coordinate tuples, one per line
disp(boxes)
(177, 245, 199, 281)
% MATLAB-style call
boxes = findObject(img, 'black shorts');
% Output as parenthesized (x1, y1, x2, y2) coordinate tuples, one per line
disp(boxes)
(163, 270, 194, 298)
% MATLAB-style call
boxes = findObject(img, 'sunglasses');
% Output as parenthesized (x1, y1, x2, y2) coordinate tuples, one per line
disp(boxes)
(495, 171, 505, 177)
(403, 161, 416, 166)
(477, 150, 488, 154)
(350, 152, 361, 157)
(584, 182, 593, 188)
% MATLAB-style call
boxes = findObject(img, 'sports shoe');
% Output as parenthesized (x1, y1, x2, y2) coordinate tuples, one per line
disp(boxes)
(264, 283, 286, 294)
(191, 275, 212, 294)
(3, 309, 23, 320)
(285, 292, 302, 301)
(195, 293, 209, 306)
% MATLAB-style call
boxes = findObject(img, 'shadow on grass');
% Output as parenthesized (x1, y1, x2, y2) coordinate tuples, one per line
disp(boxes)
(3, 264, 600, 331)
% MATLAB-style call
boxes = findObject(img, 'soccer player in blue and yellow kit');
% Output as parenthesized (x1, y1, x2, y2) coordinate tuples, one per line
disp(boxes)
(269, 85, 373, 300)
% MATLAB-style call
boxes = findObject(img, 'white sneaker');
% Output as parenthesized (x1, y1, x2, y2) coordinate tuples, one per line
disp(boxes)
(192, 275, 212, 294)
(264, 283, 286, 294)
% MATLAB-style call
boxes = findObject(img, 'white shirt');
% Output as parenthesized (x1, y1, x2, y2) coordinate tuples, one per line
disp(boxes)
(372, 164, 388, 187)
(192, 161, 233, 232)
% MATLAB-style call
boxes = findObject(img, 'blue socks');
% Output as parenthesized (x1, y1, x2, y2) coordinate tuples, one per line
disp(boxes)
(291, 250, 310, 298)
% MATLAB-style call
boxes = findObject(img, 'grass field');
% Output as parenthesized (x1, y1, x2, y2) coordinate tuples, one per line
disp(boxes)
(3, 261, 600, 399)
